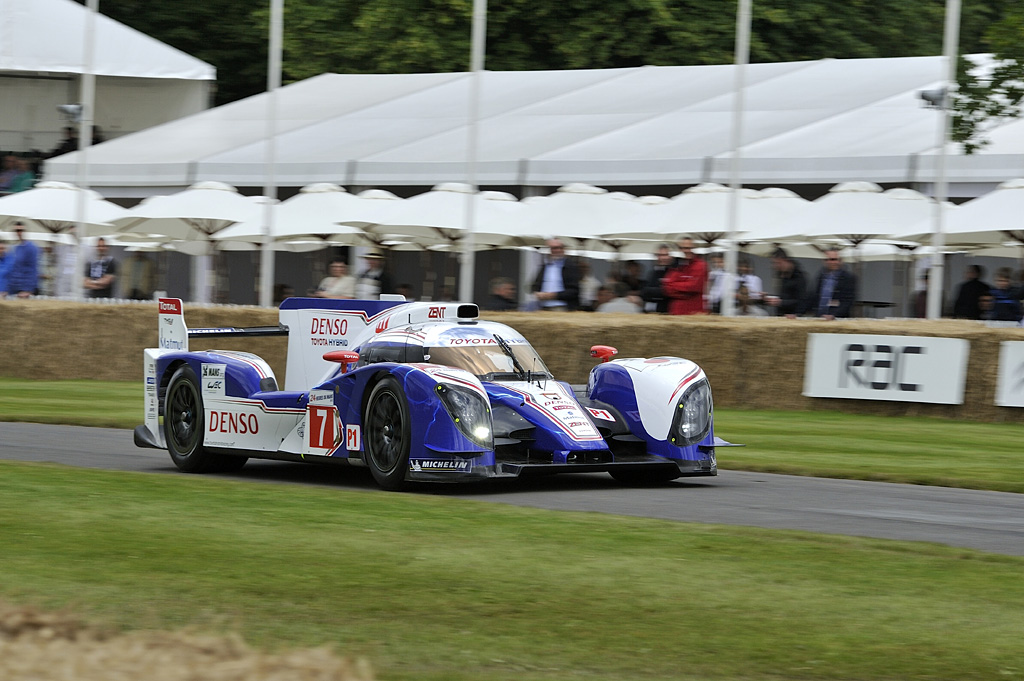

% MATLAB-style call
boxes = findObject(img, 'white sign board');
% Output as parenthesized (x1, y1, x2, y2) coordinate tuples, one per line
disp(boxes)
(804, 334, 969, 405)
(995, 341, 1024, 407)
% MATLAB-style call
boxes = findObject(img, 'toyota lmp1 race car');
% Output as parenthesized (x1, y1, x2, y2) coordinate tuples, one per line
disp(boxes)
(134, 296, 735, 490)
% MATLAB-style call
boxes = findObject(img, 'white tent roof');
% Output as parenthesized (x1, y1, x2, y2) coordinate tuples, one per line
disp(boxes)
(44, 54, 1022, 194)
(0, 0, 214, 80)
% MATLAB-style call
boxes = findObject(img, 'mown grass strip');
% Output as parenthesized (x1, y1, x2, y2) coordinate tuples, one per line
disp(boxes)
(0, 378, 141, 429)
(714, 409, 1024, 493)
(2, 461, 1023, 681)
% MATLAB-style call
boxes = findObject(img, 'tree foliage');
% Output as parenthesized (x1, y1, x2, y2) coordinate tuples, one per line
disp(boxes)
(952, 5, 1024, 153)
(84, 0, 1012, 115)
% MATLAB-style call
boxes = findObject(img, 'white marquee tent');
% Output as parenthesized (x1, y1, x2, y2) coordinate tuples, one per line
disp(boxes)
(0, 0, 215, 153)
(42, 54, 1024, 199)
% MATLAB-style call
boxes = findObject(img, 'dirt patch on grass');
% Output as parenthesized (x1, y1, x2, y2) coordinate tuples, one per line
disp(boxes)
(0, 601, 373, 681)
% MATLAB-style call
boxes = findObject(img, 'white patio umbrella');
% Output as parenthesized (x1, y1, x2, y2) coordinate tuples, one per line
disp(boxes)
(214, 183, 371, 247)
(0, 181, 132, 297)
(364, 182, 527, 248)
(113, 181, 262, 303)
(0, 181, 130, 237)
(757, 182, 945, 246)
(0, 230, 76, 245)
(599, 184, 812, 252)
(622, 183, 760, 245)
(338, 188, 453, 252)
(738, 188, 814, 245)
(523, 183, 653, 251)
(114, 181, 261, 241)
(903, 178, 1024, 247)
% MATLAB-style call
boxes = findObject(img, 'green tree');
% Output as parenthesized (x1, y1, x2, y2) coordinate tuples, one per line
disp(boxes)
(953, 5, 1024, 153)
(79, 0, 266, 105)
(83, 0, 1012, 110)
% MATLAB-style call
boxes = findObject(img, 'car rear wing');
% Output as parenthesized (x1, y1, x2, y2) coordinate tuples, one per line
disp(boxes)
(158, 298, 290, 352)
(188, 326, 289, 338)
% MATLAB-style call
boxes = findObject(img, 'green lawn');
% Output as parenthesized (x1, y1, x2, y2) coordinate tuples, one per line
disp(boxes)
(4, 379, 1024, 679)
(714, 409, 1024, 493)
(2, 461, 1023, 681)
(0, 378, 141, 429)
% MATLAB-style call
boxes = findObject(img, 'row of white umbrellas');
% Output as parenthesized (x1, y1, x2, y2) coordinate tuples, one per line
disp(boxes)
(6, 178, 1024, 254)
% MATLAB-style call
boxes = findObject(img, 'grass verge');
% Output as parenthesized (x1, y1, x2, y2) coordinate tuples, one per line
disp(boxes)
(0, 378, 140, 429)
(3, 460, 1023, 681)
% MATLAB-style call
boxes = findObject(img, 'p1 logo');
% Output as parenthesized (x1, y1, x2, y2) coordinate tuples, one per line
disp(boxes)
(346, 424, 361, 451)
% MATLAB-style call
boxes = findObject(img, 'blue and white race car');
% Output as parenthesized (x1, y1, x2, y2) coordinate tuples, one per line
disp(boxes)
(134, 296, 733, 490)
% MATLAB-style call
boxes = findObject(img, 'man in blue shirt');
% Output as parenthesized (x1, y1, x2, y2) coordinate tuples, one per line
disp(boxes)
(6, 223, 39, 298)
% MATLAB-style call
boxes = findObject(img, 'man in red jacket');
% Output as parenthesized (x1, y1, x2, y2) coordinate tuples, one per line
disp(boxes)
(663, 237, 708, 315)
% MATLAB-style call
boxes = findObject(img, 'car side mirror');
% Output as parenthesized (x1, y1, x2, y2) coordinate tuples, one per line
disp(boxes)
(590, 345, 618, 363)
(323, 350, 360, 374)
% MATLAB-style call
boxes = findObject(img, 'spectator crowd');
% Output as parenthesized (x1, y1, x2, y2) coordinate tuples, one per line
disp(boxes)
(467, 237, 1024, 324)
(476, 236, 868, 320)
(3, 228, 1024, 326)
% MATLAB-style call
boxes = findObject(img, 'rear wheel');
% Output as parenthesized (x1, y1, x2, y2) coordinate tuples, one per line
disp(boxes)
(364, 376, 412, 491)
(164, 365, 247, 473)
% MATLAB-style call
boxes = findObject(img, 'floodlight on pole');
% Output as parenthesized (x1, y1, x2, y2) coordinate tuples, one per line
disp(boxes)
(57, 104, 83, 122)
(918, 87, 948, 109)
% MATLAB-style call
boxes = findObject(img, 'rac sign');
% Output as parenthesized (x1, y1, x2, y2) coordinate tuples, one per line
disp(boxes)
(804, 334, 969, 405)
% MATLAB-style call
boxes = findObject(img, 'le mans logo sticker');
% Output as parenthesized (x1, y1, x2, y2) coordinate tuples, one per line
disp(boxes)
(202, 364, 226, 396)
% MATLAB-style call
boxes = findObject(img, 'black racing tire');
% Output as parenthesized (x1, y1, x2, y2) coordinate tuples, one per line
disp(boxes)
(363, 376, 412, 491)
(609, 466, 681, 486)
(164, 365, 248, 474)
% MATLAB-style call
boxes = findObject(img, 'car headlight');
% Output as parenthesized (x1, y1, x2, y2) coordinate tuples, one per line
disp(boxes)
(436, 383, 493, 450)
(670, 379, 712, 446)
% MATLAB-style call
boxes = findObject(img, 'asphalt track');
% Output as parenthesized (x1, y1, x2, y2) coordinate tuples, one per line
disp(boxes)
(3, 422, 1023, 557)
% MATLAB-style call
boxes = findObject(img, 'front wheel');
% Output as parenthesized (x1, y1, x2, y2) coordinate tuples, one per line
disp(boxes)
(164, 365, 247, 473)
(363, 376, 412, 491)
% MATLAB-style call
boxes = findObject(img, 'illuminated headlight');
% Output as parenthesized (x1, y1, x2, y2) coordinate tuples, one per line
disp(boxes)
(436, 383, 493, 450)
(670, 379, 712, 446)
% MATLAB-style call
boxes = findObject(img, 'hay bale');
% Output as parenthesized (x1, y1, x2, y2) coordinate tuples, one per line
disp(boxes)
(4, 301, 1024, 423)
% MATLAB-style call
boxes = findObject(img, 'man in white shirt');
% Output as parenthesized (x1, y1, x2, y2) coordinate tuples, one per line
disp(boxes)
(736, 257, 763, 302)
(315, 259, 355, 299)
(530, 238, 580, 310)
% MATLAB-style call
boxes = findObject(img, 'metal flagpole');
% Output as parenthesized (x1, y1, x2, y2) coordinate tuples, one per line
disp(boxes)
(721, 0, 751, 317)
(73, 0, 98, 300)
(260, 0, 283, 307)
(458, 0, 486, 304)
(926, 0, 961, 319)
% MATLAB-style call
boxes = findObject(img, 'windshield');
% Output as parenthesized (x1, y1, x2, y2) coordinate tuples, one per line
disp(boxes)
(425, 342, 550, 381)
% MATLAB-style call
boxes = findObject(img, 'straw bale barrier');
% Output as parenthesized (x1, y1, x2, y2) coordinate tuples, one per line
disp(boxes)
(3, 300, 1024, 423)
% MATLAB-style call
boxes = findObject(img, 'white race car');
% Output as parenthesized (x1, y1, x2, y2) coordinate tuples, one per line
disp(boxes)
(134, 296, 735, 490)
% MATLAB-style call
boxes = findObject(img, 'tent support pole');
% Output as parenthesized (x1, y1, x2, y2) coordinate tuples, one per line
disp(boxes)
(722, 0, 751, 317)
(458, 0, 486, 304)
(927, 0, 961, 319)
(260, 0, 283, 308)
